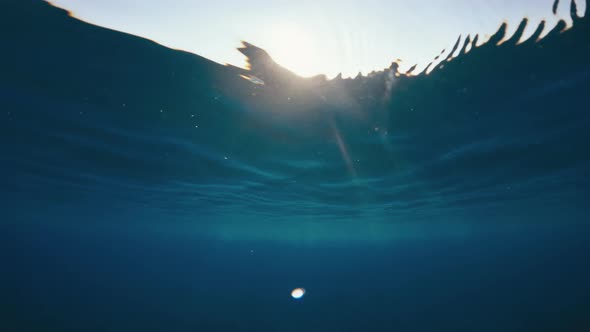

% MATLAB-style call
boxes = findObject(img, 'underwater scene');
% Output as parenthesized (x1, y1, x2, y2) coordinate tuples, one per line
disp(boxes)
(1, 0, 590, 331)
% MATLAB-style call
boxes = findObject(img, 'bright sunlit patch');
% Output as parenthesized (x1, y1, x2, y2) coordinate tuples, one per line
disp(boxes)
(291, 288, 305, 299)
(239, 74, 265, 85)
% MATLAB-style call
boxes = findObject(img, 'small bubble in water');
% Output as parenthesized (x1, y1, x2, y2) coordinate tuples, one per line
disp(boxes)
(291, 288, 305, 299)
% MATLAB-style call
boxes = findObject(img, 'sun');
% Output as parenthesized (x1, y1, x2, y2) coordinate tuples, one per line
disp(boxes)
(266, 23, 319, 77)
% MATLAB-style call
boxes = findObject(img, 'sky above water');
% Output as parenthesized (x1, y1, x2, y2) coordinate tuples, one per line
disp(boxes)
(51, 0, 585, 78)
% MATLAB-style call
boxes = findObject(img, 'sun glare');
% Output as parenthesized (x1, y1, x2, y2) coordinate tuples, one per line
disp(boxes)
(266, 23, 320, 78)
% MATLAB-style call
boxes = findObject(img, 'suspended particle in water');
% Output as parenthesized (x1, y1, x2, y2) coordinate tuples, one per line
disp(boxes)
(291, 288, 305, 299)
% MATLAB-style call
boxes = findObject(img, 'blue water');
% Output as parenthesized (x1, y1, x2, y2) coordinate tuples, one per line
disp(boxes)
(1, 1, 590, 331)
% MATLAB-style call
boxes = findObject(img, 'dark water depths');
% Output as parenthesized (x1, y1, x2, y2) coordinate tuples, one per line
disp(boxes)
(1, 1, 590, 331)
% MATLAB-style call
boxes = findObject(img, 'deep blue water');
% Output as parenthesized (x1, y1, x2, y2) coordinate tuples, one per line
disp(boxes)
(1, 1, 590, 331)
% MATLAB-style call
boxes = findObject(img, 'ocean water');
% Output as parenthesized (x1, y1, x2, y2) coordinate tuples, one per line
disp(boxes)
(1, 1, 590, 331)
